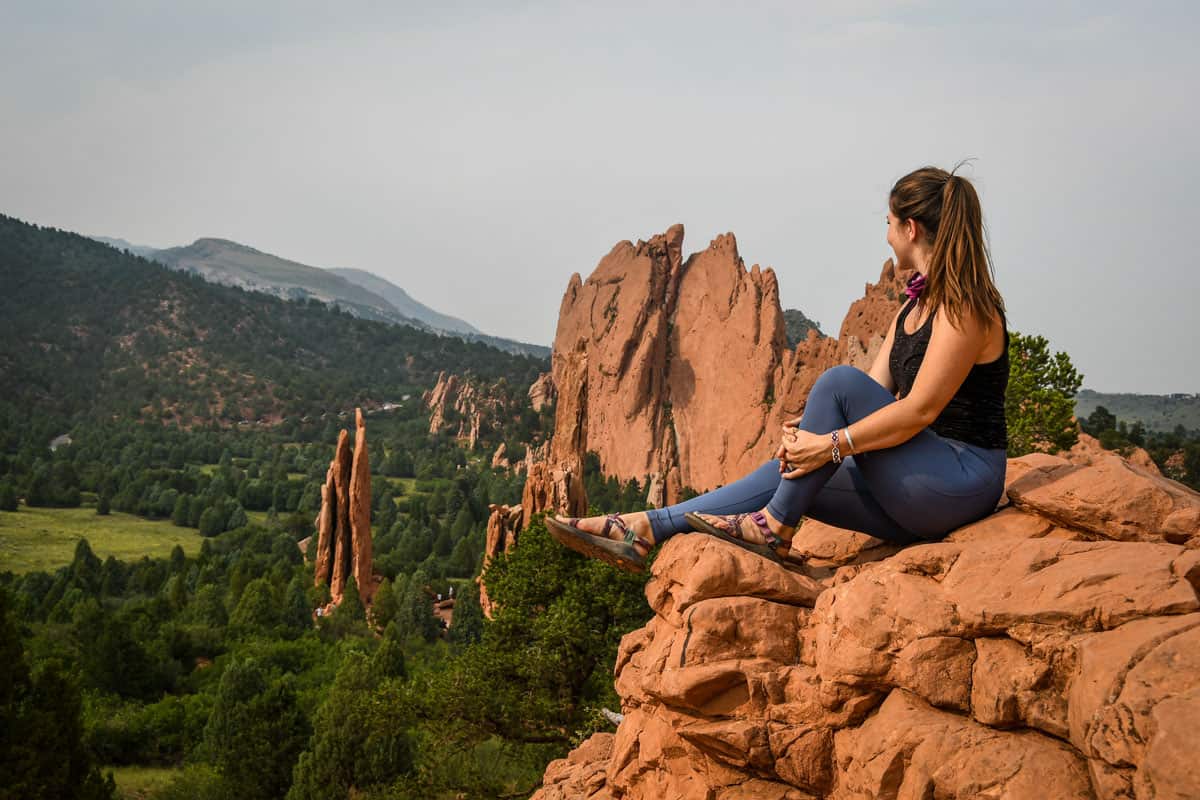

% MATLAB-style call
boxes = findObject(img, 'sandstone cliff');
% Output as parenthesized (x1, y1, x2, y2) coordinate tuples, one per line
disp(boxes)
(478, 503, 523, 618)
(534, 450, 1200, 800)
(523, 224, 910, 515)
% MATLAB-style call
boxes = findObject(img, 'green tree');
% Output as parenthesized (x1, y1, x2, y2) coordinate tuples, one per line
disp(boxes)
(1085, 405, 1117, 435)
(371, 622, 408, 679)
(96, 492, 110, 515)
(448, 579, 484, 646)
(0, 587, 118, 800)
(395, 569, 439, 643)
(229, 577, 281, 637)
(287, 652, 413, 800)
(198, 506, 224, 537)
(282, 574, 312, 634)
(371, 575, 401, 628)
(202, 658, 310, 800)
(1005, 331, 1084, 456)
(0, 481, 16, 511)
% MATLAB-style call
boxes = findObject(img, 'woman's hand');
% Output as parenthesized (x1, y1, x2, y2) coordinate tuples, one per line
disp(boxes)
(775, 425, 832, 479)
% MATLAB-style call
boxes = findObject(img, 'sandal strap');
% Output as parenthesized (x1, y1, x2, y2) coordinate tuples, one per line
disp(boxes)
(606, 513, 637, 545)
(750, 511, 787, 551)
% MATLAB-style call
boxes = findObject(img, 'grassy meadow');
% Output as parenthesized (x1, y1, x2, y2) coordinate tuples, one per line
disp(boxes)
(0, 503, 202, 574)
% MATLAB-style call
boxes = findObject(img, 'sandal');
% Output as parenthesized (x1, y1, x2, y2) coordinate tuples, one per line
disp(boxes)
(545, 513, 651, 574)
(684, 511, 794, 566)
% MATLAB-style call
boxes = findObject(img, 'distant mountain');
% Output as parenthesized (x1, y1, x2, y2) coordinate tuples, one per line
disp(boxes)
(1075, 389, 1200, 434)
(4, 214, 548, 426)
(91, 236, 160, 259)
(329, 267, 480, 335)
(90, 235, 548, 358)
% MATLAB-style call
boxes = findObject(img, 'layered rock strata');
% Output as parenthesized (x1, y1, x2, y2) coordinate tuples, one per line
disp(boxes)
(524, 224, 912, 514)
(312, 408, 376, 605)
(534, 451, 1200, 799)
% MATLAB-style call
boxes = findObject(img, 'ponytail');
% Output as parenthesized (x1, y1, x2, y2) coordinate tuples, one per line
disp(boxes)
(890, 164, 1005, 332)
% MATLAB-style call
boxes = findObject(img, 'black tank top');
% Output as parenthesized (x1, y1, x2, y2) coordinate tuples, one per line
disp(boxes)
(889, 298, 1009, 450)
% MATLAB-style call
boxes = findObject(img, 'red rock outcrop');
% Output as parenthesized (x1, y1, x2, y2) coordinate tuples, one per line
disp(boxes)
(1067, 430, 1162, 476)
(523, 224, 911, 513)
(529, 371, 557, 413)
(491, 443, 511, 470)
(312, 408, 376, 606)
(329, 429, 353, 599)
(424, 370, 516, 450)
(349, 408, 373, 597)
(521, 347, 589, 524)
(479, 503, 523, 618)
(533, 450, 1200, 800)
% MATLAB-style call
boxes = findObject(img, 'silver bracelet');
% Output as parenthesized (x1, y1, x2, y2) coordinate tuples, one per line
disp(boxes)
(843, 426, 856, 453)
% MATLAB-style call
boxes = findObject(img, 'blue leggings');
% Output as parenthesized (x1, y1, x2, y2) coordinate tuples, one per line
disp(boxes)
(645, 365, 1008, 545)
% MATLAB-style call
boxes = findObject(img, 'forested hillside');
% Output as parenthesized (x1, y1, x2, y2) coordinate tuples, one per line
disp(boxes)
(0, 214, 546, 428)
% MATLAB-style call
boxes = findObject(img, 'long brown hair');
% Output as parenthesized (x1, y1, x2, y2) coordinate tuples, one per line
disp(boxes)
(889, 163, 1005, 332)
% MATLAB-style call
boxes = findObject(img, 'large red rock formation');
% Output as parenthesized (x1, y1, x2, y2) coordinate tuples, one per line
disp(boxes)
(312, 408, 376, 606)
(424, 370, 514, 450)
(523, 224, 911, 514)
(478, 503, 523, 618)
(312, 461, 338, 585)
(329, 429, 353, 599)
(533, 450, 1200, 800)
(349, 408, 373, 597)
(522, 347, 589, 523)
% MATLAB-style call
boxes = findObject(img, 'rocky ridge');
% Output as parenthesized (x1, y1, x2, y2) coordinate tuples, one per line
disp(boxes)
(522, 224, 909, 514)
(534, 450, 1200, 799)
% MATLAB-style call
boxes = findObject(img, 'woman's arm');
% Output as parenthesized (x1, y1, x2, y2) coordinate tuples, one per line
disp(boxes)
(866, 305, 901, 395)
(844, 306, 989, 454)
(776, 305, 989, 476)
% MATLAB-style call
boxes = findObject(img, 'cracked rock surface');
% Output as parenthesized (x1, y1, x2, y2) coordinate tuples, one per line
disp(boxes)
(533, 452, 1200, 800)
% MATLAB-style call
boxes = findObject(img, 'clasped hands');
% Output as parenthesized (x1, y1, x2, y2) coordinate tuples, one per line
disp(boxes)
(775, 418, 832, 479)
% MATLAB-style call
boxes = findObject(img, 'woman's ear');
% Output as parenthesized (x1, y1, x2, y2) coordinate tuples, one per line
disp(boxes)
(905, 218, 918, 243)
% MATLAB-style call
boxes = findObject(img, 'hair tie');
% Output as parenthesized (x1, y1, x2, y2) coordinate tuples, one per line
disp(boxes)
(904, 271, 926, 301)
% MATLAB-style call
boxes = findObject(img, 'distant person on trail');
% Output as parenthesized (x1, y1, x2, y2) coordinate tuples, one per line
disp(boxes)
(548, 164, 1010, 572)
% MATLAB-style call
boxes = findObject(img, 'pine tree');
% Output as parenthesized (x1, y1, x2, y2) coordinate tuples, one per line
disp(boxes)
(1005, 331, 1084, 457)
(448, 579, 484, 645)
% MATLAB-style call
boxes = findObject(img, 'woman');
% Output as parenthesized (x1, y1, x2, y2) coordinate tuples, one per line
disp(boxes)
(547, 165, 1009, 572)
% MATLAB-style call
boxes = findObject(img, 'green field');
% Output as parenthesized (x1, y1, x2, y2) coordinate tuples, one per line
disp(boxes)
(0, 504, 203, 574)
(107, 765, 182, 799)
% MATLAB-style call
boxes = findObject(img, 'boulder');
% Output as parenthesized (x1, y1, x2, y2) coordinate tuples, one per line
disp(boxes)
(533, 449, 1200, 799)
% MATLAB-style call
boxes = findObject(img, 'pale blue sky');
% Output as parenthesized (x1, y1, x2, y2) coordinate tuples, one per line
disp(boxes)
(3, 1, 1197, 392)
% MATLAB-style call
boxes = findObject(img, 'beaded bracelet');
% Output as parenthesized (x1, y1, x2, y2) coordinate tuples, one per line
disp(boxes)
(831, 429, 842, 464)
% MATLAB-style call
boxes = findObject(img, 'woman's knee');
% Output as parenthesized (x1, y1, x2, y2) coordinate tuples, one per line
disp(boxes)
(812, 364, 871, 398)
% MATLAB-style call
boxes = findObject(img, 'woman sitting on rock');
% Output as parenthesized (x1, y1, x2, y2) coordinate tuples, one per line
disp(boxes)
(548, 165, 1010, 572)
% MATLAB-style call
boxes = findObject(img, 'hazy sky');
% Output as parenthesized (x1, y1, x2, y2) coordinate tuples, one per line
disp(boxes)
(3, 1, 1197, 392)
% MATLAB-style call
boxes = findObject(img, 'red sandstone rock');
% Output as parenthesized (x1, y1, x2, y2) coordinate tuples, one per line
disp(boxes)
(490, 442, 510, 469)
(478, 503, 522, 618)
(529, 371, 556, 413)
(1067, 431, 1162, 476)
(522, 224, 911, 513)
(424, 371, 508, 450)
(532, 447, 1200, 799)
(520, 346, 588, 523)
(312, 461, 337, 584)
(349, 408, 373, 600)
(1006, 450, 1200, 546)
(314, 411, 376, 607)
(523, 227, 1200, 798)
(329, 429, 353, 601)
